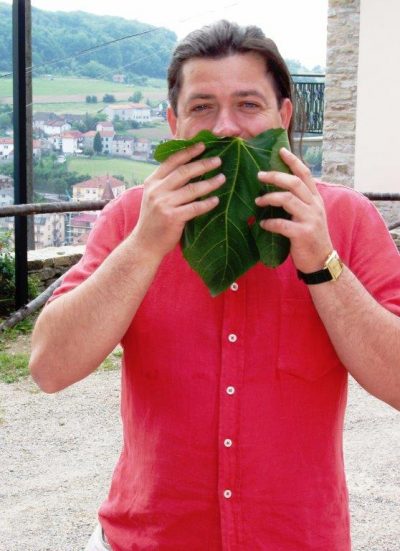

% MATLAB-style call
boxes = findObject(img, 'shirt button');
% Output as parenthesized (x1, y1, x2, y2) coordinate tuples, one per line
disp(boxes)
(230, 282, 239, 291)
(224, 438, 233, 447)
(223, 489, 232, 499)
(228, 333, 237, 343)
(226, 386, 235, 395)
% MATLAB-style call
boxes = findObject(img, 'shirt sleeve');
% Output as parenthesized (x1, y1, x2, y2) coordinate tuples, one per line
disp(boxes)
(347, 193, 400, 316)
(48, 188, 141, 303)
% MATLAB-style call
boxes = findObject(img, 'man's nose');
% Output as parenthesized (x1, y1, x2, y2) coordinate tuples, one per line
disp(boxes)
(212, 109, 241, 137)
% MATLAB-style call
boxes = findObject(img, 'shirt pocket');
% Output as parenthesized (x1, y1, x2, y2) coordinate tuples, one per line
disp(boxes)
(277, 298, 343, 382)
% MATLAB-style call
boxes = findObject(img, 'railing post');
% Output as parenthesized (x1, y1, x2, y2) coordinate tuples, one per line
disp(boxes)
(12, 0, 29, 308)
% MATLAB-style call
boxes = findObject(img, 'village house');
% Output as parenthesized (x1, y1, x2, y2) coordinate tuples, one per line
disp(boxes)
(72, 175, 125, 203)
(68, 212, 99, 245)
(60, 130, 83, 155)
(96, 121, 114, 132)
(69, 175, 126, 244)
(0, 175, 13, 189)
(32, 139, 42, 160)
(0, 186, 13, 235)
(132, 137, 152, 160)
(42, 119, 71, 137)
(104, 103, 152, 124)
(112, 74, 125, 83)
(112, 135, 135, 157)
(34, 212, 65, 249)
(32, 112, 59, 131)
(0, 185, 13, 207)
(0, 138, 14, 160)
(82, 130, 96, 150)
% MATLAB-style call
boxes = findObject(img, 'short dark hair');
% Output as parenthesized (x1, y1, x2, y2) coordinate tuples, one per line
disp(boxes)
(167, 20, 295, 144)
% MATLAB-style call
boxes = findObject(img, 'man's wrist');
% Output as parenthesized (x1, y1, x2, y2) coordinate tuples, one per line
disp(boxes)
(297, 250, 344, 285)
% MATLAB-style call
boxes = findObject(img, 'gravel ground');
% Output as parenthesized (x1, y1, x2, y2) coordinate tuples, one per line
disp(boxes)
(0, 371, 399, 551)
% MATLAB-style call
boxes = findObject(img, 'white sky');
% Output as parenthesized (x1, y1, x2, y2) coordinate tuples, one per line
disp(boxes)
(3, 0, 328, 69)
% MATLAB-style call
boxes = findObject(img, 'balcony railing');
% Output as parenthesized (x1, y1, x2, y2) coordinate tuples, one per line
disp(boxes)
(292, 75, 325, 135)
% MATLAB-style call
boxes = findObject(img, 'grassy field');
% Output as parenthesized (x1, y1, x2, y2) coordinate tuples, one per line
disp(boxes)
(69, 156, 157, 186)
(128, 122, 172, 141)
(0, 76, 167, 101)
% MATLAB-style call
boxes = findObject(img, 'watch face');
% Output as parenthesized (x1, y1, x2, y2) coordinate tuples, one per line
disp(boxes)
(326, 252, 343, 281)
(329, 260, 343, 280)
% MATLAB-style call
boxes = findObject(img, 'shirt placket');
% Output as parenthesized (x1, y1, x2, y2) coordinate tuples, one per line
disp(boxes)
(218, 280, 246, 550)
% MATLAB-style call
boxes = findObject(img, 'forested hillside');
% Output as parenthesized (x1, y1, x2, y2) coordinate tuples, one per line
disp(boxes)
(0, 3, 177, 80)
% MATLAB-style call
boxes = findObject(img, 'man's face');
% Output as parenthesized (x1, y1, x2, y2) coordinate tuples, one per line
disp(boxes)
(168, 52, 292, 140)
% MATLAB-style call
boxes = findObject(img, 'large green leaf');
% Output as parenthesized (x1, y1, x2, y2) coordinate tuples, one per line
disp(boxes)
(154, 128, 292, 296)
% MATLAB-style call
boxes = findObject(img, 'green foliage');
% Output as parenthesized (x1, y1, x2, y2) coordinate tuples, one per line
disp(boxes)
(85, 95, 98, 104)
(0, 233, 15, 301)
(72, 112, 106, 133)
(155, 129, 292, 295)
(0, 233, 41, 304)
(69, 156, 155, 185)
(82, 60, 110, 79)
(93, 131, 103, 154)
(129, 90, 143, 103)
(33, 154, 91, 195)
(0, 3, 177, 78)
(103, 94, 116, 103)
(0, 352, 30, 384)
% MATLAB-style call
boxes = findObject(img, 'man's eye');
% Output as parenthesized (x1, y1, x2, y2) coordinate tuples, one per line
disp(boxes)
(192, 104, 210, 112)
(241, 102, 259, 110)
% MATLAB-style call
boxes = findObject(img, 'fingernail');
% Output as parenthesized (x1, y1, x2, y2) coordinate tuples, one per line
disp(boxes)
(210, 157, 221, 166)
(258, 171, 267, 178)
(216, 173, 225, 183)
(280, 147, 290, 154)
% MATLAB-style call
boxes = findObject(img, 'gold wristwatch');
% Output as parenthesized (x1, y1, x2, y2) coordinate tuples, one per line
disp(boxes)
(297, 250, 343, 285)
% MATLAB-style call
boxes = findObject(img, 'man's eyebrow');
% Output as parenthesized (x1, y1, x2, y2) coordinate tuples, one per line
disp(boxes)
(186, 93, 216, 102)
(186, 90, 268, 102)
(233, 90, 267, 100)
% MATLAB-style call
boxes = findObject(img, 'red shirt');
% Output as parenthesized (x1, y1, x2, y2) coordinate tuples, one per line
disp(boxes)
(51, 183, 400, 550)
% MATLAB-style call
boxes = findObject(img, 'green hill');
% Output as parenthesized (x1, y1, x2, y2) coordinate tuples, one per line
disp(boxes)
(0, 3, 177, 81)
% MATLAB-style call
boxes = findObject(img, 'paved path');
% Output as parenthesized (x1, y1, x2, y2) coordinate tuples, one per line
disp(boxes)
(0, 372, 399, 550)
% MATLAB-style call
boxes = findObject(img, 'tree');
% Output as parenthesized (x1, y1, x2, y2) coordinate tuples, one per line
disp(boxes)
(129, 90, 143, 103)
(93, 131, 103, 154)
(103, 94, 116, 103)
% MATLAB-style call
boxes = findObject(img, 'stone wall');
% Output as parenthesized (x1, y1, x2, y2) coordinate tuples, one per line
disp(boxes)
(322, 0, 360, 187)
(28, 246, 84, 293)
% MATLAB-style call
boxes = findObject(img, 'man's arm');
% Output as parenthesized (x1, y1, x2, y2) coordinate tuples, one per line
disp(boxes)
(29, 142, 225, 393)
(257, 148, 400, 410)
(308, 267, 400, 410)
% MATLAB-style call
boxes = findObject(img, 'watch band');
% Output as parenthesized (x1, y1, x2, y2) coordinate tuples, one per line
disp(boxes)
(297, 268, 333, 285)
(297, 250, 343, 285)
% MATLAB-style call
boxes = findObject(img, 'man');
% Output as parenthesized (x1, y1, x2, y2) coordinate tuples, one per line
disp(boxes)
(29, 20, 400, 550)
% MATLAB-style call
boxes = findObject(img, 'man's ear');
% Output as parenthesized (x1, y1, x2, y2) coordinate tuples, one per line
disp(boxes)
(167, 106, 178, 137)
(279, 98, 293, 130)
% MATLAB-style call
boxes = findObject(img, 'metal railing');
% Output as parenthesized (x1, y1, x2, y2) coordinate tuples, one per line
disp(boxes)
(0, 194, 399, 330)
(292, 75, 325, 135)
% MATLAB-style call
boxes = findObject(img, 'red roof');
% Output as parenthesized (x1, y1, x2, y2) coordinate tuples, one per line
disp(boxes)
(0, 138, 13, 145)
(71, 212, 98, 224)
(99, 130, 115, 138)
(46, 120, 66, 127)
(83, 131, 96, 137)
(73, 175, 125, 190)
(61, 131, 82, 139)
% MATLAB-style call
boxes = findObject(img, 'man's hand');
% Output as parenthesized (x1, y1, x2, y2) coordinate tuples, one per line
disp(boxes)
(133, 141, 225, 259)
(255, 147, 333, 272)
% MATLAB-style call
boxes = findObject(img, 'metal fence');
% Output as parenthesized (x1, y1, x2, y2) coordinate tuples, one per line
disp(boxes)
(292, 76, 325, 135)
